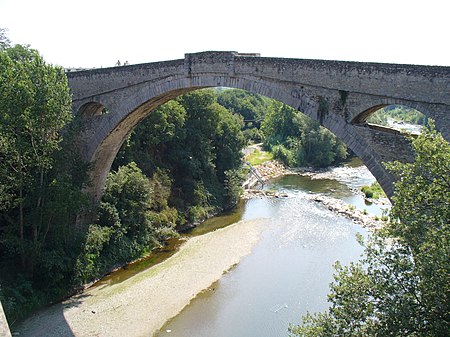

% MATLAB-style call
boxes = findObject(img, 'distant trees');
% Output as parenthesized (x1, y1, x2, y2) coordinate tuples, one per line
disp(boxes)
(368, 105, 427, 126)
(0, 28, 10, 50)
(217, 89, 270, 143)
(261, 101, 347, 167)
(216, 89, 349, 168)
(289, 125, 450, 336)
(114, 89, 246, 225)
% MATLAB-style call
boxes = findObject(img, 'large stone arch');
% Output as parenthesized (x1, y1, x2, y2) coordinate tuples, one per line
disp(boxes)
(74, 76, 391, 202)
(67, 52, 450, 203)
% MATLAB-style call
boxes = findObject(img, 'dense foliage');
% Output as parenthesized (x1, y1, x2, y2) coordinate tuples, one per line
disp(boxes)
(76, 90, 247, 284)
(289, 126, 449, 336)
(0, 42, 88, 322)
(114, 89, 246, 224)
(368, 104, 427, 126)
(361, 181, 386, 199)
(217, 88, 271, 143)
(261, 102, 348, 167)
(74, 163, 178, 284)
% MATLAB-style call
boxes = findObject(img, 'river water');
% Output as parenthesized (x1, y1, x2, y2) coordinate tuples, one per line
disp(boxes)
(154, 158, 389, 337)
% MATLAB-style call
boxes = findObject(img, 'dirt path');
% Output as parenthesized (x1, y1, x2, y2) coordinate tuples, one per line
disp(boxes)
(15, 219, 269, 337)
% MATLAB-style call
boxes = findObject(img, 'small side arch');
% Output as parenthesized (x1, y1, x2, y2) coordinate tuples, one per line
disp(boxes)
(77, 101, 111, 117)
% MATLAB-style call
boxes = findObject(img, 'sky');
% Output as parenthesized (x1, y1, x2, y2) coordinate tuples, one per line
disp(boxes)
(0, 0, 449, 68)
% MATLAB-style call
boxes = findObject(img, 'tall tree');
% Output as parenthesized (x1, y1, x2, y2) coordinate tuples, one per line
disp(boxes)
(261, 101, 302, 147)
(0, 44, 72, 272)
(261, 103, 347, 167)
(115, 89, 245, 222)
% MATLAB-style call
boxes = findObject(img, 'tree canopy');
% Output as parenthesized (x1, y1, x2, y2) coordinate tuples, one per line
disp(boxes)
(261, 102, 347, 167)
(0, 41, 88, 322)
(115, 89, 246, 219)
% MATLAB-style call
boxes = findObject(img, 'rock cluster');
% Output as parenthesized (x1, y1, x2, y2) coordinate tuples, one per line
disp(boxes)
(256, 160, 289, 180)
(243, 160, 291, 189)
(242, 189, 289, 199)
(307, 194, 385, 230)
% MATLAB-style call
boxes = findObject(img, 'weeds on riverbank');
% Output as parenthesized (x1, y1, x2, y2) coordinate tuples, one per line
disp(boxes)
(246, 149, 273, 165)
(361, 182, 386, 199)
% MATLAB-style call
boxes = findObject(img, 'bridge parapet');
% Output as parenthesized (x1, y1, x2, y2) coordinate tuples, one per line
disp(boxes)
(68, 51, 450, 109)
(184, 51, 237, 76)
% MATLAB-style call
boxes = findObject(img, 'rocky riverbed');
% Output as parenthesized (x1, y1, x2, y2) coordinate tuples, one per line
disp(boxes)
(244, 160, 388, 230)
(306, 194, 385, 230)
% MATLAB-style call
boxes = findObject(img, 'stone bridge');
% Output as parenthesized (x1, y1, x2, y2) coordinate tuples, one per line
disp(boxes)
(67, 51, 450, 202)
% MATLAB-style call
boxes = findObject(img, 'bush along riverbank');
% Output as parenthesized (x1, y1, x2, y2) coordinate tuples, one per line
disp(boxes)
(361, 181, 386, 200)
(15, 218, 270, 337)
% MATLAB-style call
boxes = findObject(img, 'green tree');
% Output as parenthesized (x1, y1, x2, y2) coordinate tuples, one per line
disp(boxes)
(214, 103, 245, 180)
(0, 41, 88, 322)
(115, 89, 245, 224)
(0, 44, 73, 271)
(289, 126, 449, 336)
(217, 88, 271, 143)
(0, 27, 10, 50)
(217, 88, 267, 127)
(300, 119, 347, 167)
(99, 162, 155, 236)
(114, 100, 187, 175)
(261, 103, 347, 167)
(261, 102, 302, 148)
(171, 90, 245, 215)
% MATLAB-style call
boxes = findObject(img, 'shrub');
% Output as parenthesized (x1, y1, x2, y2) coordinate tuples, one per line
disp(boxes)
(361, 182, 385, 199)
(271, 145, 295, 166)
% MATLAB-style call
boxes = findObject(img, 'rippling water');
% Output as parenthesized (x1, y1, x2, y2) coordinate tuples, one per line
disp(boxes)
(156, 162, 377, 337)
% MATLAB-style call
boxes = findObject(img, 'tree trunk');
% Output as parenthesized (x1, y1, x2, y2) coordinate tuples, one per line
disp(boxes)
(19, 187, 25, 268)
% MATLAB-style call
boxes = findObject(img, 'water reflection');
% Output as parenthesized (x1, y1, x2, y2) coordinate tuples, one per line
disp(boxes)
(157, 189, 369, 337)
(156, 160, 392, 336)
(89, 159, 389, 337)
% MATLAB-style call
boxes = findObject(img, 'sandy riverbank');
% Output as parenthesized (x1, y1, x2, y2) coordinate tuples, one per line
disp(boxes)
(15, 218, 269, 337)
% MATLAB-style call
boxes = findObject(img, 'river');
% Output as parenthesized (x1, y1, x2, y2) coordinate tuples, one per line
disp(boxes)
(153, 158, 389, 337)
(15, 158, 387, 337)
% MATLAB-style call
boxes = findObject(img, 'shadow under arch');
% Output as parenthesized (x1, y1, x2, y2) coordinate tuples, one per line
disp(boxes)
(352, 104, 388, 124)
(77, 101, 107, 117)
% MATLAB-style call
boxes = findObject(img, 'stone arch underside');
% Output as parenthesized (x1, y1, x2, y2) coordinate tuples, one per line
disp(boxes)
(77, 101, 106, 117)
(75, 74, 406, 203)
